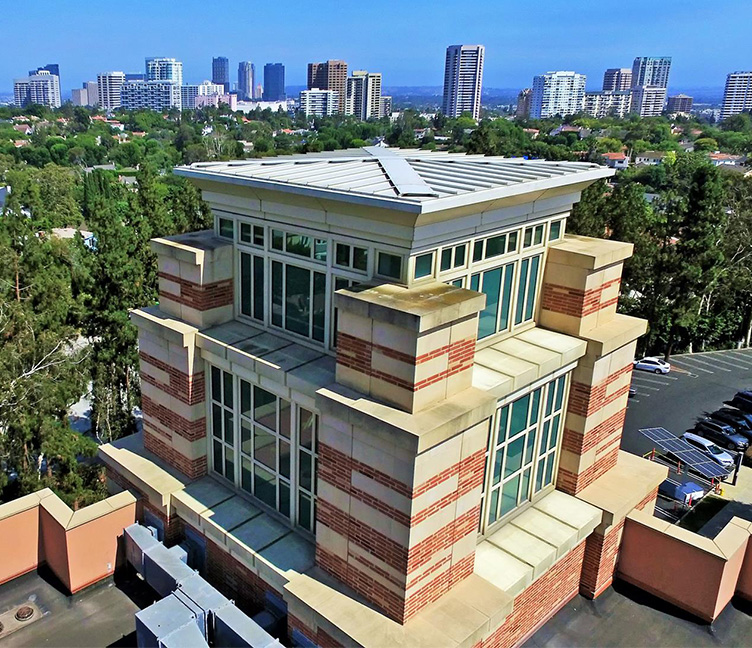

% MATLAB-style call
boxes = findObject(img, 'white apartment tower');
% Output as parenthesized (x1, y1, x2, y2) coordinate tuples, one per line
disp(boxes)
(631, 85, 666, 118)
(442, 44, 485, 120)
(345, 70, 382, 120)
(120, 81, 182, 111)
(14, 71, 61, 108)
(299, 88, 338, 117)
(630, 57, 670, 117)
(145, 57, 183, 85)
(97, 71, 126, 110)
(583, 91, 632, 118)
(530, 71, 586, 119)
(722, 72, 752, 120)
(602, 68, 632, 92)
(181, 81, 225, 110)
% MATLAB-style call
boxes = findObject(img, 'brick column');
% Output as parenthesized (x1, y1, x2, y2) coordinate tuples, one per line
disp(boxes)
(537, 234, 647, 495)
(316, 281, 495, 624)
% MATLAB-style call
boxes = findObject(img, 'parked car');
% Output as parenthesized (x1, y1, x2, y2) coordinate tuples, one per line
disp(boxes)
(681, 432, 735, 469)
(726, 390, 752, 414)
(628, 387, 637, 398)
(633, 356, 671, 374)
(692, 418, 749, 452)
(709, 408, 752, 441)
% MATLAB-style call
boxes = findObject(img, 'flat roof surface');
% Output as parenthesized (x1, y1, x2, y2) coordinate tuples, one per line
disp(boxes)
(176, 147, 613, 213)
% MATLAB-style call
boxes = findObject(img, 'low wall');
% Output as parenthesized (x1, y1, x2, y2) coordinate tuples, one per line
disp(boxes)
(0, 488, 137, 593)
(618, 509, 752, 622)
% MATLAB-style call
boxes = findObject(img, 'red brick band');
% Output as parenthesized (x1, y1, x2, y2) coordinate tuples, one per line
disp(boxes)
(139, 351, 205, 405)
(142, 395, 206, 442)
(557, 446, 619, 495)
(541, 278, 621, 318)
(158, 271, 233, 311)
(567, 363, 633, 418)
(143, 428, 207, 480)
(561, 406, 627, 456)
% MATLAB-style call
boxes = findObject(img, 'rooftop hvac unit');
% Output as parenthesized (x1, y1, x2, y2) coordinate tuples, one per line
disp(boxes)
(167, 544, 188, 564)
(158, 619, 208, 648)
(214, 604, 280, 648)
(143, 544, 195, 597)
(135, 594, 197, 648)
(173, 573, 230, 640)
(124, 523, 160, 577)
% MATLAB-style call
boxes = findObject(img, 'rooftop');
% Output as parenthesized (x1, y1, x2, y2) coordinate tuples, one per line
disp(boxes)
(175, 147, 613, 214)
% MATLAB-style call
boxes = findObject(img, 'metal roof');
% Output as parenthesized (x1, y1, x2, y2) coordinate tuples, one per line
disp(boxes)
(175, 147, 613, 214)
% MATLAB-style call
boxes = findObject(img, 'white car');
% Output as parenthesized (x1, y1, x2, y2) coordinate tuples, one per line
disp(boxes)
(633, 356, 671, 374)
(681, 432, 734, 469)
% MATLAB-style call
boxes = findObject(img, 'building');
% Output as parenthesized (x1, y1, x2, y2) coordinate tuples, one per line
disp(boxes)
(299, 88, 338, 116)
(307, 60, 348, 114)
(634, 150, 666, 165)
(181, 81, 225, 110)
(194, 93, 238, 111)
(442, 44, 485, 120)
(602, 68, 632, 92)
(120, 80, 182, 111)
(601, 151, 630, 170)
(97, 71, 126, 110)
(583, 90, 632, 118)
(14, 70, 61, 108)
(125, 73, 145, 82)
(530, 71, 586, 119)
(380, 95, 393, 117)
(145, 57, 183, 85)
(263, 63, 285, 101)
(631, 85, 666, 117)
(516, 88, 532, 118)
(212, 56, 230, 93)
(71, 88, 87, 106)
(666, 94, 693, 116)
(631, 57, 671, 89)
(722, 72, 752, 120)
(237, 61, 255, 101)
(100, 146, 667, 648)
(707, 152, 746, 167)
(29, 63, 60, 90)
(85, 80, 98, 105)
(345, 70, 382, 120)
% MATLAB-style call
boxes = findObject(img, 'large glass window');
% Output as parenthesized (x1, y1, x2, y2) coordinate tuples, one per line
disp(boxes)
(514, 254, 542, 326)
(271, 261, 326, 342)
(240, 252, 264, 322)
(209, 366, 318, 533)
(480, 372, 569, 534)
(471, 262, 515, 339)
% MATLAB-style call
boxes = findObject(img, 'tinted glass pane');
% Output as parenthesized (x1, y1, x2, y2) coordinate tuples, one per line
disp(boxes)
(312, 272, 326, 342)
(555, 376, 565, 410)
(254, 465, 277, 508)
(549, 221, 561, 240)
(451, 278, 463, 287)
(505, 437, 525, 477)
(213, 440, 223, 473)
(280, 440, 291, 478)
(515, 258, 529, 325)
(223, 372, 233, 408)
(525, 431, 535, 464)
(241, 253, 252, 317)
(524, 256, 540, 321)
(510, 395, 529, 436)
(286, 233, 312, 258)
(224, 411, 234, 445)
(299, 408, 315, 449)
(211, 367, 221, 402)
(415, 253, 433, 279)
(353, 247, 367, 271)
(241, 381, 251, 419)
(378, 253, 402, 279)
(478, 267, 502, 339)
(498, 406, 509, 444)
(279, 399, 291, 439)
(530, 389, 541, 425)
(470, 274, 480, 291)
(285, 265, 310, 336)
(523, 228, 533, 248)
(212, 404, 222, 438)
(521, 468, 531, 504)
(241, 419, 252, 456)
(550, 415, 560, 450)
(219, 218, 234, 239)
(500, 263, 514, 330)
(253, 225, 265, 246)
(254, 427, 276, 469)
(544, 456, 555, 486)
(253, 256, 264, 321)
(546, 383, 555, 416)
(225, 447, 235, 480)
(501, 475, 520, 516)
(534, 225, 544, 246)
(507, 232, 518, 252)
(488, 489, 499, 524)
(298, 492, 312, 531)
(314, 239, 327, 262)
(486, 235, 506, 258)
(280, 482, 290, 518)
(299, 451, 312, 492)
(254, 386, 277, 431)
(240, 222, 252, 243)
(335, 243, 350, 266)
(271, 261, 283, 327)
(242, 457, 252, 492)
(271, 229, 284, 250)
(540, 420, 551, 456)
(473, 240, 483, 262)
(440, 248, 452, 271)
(454, 244, 466, 267)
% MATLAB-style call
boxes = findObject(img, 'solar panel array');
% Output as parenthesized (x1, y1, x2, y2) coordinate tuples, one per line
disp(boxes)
(640, 427, 731, 481)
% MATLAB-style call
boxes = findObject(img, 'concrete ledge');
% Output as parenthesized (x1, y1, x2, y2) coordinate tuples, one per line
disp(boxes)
(131, 305, 199, 347)
(150, 230, 231, 266)
(0, 489, 52, 522)
(578, 313, 648, 358)
(548, 234, 634, 270)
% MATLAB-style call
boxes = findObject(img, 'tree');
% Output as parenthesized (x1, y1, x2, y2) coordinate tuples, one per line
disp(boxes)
(567, 180, 609, 237)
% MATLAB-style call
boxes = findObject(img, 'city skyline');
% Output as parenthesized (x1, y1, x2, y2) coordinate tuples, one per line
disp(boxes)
(4, 0, 751, 95)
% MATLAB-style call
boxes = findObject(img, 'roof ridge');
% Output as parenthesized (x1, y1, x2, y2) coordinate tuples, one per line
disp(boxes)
(363, 146, 439, 198)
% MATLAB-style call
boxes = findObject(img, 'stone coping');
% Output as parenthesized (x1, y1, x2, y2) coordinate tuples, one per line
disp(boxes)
(334, 281, 486, 333)
(151, 229, 231, 265)
(196, 320, 335, 401)
(577, 450, 667, 533)
(0, 486, 136, 531)
(626, 509, 752, 562)
(131, 305, 199, 346)
(579, 313, 648, 358)
(473, 326, 586, 400)
(548, 234, 633, 270)
(474, 489, 601, 599)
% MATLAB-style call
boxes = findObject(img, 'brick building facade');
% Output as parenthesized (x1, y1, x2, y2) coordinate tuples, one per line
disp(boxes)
(100, 148, 666, 647)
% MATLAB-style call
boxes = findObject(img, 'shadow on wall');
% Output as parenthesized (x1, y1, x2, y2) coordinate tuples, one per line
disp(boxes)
(0, 488, 136, 594)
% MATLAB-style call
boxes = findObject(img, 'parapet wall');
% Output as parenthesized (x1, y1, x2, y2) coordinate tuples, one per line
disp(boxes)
(0, 488, 136, 593)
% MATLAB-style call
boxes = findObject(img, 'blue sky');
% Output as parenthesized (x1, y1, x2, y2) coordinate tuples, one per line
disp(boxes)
(5, 0, 749, 93)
